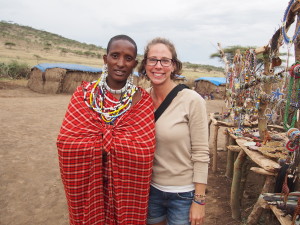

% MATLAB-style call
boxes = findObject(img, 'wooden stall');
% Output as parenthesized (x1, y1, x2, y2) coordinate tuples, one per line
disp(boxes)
(212, 1, 300, 224)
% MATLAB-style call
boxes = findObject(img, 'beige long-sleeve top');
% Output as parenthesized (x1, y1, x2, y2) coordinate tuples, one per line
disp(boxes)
(152, 88, 210, 186)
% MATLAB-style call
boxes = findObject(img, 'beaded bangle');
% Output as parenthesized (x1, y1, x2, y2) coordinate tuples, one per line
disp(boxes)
(193, 199, 206, 205)
(194, 194, 206, 198)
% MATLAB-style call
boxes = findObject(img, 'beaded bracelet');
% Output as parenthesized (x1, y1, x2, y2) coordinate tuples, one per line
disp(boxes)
(192, 199, 206, 205)
(194, 194, 206, 198)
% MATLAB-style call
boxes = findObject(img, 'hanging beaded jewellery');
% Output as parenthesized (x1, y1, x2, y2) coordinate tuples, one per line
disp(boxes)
(83, 64, 138, 124)
(282, 0, 300, 47)
(281, 1, 300, 131)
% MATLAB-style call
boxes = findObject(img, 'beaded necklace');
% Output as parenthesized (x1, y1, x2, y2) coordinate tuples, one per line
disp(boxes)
(83, 67, 137, 124)
(282, 0, 300, 45)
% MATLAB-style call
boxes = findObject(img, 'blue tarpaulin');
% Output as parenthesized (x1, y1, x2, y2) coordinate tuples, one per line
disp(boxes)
(195, 77, 226, 86)
(34, 63, 102, 73)
(175, 74, 186, 79)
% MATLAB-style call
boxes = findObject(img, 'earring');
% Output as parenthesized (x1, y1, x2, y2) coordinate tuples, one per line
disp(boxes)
(102, 64, 108, 76)
(100, 64, 108, 85)
(128, 73, 134, 85)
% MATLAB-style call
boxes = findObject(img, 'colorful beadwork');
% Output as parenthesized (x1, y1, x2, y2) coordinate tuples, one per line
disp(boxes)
(83, 65, 138, 124)
(282, 0, 300, 45)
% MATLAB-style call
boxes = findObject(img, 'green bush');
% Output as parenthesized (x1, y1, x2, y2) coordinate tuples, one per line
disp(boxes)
(0, 61, 31, 79)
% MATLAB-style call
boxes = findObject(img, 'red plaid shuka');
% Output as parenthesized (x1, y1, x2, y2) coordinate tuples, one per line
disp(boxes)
(57, 82, 156, 225)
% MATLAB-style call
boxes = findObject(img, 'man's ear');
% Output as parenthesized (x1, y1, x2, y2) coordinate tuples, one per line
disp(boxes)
(134, 59, 138, 68)
(103, 54, 107, 64)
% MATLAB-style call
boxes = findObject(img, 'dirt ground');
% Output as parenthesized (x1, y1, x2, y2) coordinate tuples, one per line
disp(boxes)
(0, 80, 272, 225)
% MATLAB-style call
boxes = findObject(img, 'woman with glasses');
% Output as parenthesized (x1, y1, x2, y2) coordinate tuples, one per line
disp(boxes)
(57, 35, 156, 225)
(138, 37, 209, 225)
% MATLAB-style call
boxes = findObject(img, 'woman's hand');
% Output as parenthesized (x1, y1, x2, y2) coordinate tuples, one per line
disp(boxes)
(189, 201, 205, 225)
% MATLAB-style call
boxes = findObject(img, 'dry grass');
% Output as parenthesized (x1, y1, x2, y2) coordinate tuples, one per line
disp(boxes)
(0, 42, 103, 68)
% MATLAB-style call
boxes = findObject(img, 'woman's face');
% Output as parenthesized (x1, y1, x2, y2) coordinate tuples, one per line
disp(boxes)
(145, 43, 175, 86)
(103, 39, 137, 86)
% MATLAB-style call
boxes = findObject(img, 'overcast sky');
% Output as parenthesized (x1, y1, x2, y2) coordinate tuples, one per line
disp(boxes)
(0, 0, 294, 67)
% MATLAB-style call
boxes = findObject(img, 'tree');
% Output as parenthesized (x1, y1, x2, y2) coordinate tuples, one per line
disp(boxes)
(60, 48, 68, 56)
(210, 45, 255, 63)
(210, 45, 287, 72)
(188, 63, 200, 72)
(33, 54, 42, 64)
(5, 42, 16, 49)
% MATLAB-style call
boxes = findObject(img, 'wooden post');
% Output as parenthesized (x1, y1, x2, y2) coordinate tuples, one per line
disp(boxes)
(230, 149, 247, 220)
(240, 159, 250, 201)
(258, 48, 272, 139)
(217, 43, 230, 75)
(226, 153, 235, 178)
(208, 118, 212, 140)
(247, 175, 275, 225)
(224, 128, 230, 150)
(225, 134, 236, 178)
(212, 124, 220, 173)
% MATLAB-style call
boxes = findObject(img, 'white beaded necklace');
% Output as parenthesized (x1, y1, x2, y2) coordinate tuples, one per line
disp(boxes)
(83, 65, 137, 124)
(103, 80, 128, 94)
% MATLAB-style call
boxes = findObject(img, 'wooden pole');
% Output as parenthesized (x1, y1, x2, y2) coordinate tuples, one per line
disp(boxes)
(208, 118, 212, 140)
(247, 176, 275, 225)
(230, 149, 247, 220)
(258, 48, 272, 139)
(212, 124, 220, 173)
(217, 43, 230, 74)
(240, 159, 250, 201)
(225, 134, 236, 178)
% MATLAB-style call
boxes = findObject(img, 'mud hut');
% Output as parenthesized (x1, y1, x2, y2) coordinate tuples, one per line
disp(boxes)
(27, 63, 103, 94)
(194, 77, 226, 100)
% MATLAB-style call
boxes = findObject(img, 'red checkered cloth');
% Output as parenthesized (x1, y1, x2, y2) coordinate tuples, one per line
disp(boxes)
(57, 82, 156, 225)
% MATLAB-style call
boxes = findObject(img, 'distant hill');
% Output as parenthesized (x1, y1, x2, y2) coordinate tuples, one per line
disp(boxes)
(0, 21, 224, 79)
(0, 21, 106, 68)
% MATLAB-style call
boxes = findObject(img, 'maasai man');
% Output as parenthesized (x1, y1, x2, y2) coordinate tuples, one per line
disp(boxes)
(57, 35, 156, 225)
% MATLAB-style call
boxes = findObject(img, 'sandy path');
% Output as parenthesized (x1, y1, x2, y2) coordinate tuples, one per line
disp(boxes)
(0, 87, 71, 225)
(0, 83, 231, 225)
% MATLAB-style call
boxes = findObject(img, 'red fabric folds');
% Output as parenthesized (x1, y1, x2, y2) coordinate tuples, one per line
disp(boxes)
(57, 82, 155, 225)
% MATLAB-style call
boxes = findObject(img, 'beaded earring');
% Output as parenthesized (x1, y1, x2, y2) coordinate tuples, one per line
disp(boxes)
(102, 64, 108, 78)
(128, 73, 134, 85)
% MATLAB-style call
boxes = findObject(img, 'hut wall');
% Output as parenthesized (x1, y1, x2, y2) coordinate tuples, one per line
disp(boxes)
(194, 80, 225, 99)
(61, 71, 101, 94)
(27, 68, 66, 94)
(27, 68, 42, 92)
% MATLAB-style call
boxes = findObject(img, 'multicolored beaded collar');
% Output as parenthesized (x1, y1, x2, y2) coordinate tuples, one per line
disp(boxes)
(83, 65, 138, 124)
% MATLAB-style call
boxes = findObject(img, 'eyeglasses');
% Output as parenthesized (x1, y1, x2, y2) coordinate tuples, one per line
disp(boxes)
(146, 58, 173, 67)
